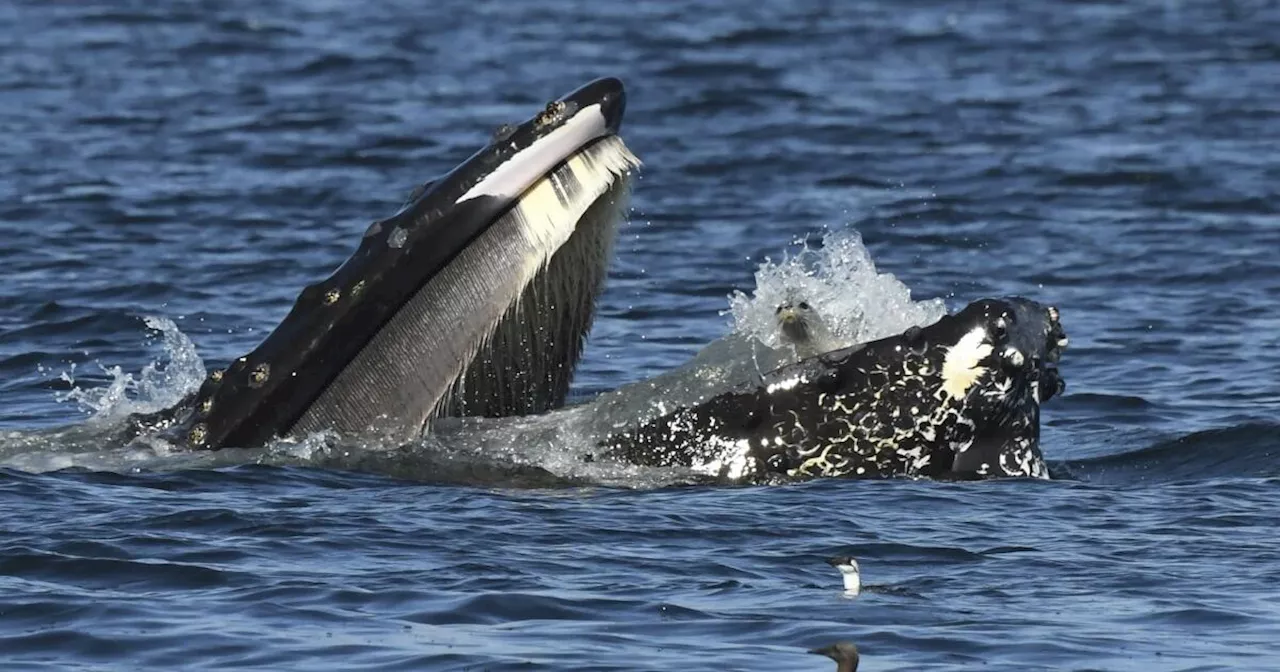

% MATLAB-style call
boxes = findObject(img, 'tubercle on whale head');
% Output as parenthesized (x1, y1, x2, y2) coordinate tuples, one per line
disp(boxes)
(557, 76, 627, 134)
(915, 296, 1067, 411)
(487, 78, 626, 143)
(951, 298, 1066, 367)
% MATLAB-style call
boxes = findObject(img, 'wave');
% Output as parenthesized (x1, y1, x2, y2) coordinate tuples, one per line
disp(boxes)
(1052, 422, 1280, 485)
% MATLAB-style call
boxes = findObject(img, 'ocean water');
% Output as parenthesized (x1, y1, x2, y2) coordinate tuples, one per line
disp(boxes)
(2, 0, 1279, 669)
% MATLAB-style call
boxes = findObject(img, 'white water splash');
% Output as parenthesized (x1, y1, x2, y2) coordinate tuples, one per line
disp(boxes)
(441, 226, 954, 489)
(55, 316, 207, 423)
(726, 229, 947, 350)
(5, 228, 949, 489)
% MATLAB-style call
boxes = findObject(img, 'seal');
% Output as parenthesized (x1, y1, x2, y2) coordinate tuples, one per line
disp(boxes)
(775, 299, 842, 360)
(594, 297, 1068, 483)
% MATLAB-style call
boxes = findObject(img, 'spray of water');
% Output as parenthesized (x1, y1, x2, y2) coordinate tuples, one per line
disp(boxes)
(423, 227, 953, 488)
(55, 316, 207, 424)
(726, 229, 947, 350)
(8, 227, 949, 488)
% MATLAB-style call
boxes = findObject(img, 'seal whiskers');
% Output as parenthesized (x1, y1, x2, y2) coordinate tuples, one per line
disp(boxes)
(775, 299, 841, 361)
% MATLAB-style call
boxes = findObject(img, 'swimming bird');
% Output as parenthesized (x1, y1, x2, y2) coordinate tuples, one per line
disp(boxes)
(826, 555, 861, 595)
(809, 641, 860, 672)
(775, 299, 840, 360)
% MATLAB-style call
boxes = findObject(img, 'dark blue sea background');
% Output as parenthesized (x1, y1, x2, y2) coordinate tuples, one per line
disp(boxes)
(3, 0, 1280, 670)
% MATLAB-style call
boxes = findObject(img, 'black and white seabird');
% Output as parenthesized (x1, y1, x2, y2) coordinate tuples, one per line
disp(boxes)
(826, 555, 861, 596)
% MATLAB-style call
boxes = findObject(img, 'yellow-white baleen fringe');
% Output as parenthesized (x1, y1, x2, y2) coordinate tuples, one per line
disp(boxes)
(292, 136, 642, 442)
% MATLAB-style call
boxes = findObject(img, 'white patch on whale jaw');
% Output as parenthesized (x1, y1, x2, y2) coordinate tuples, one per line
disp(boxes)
(939, 326, 994, 399)
(1000, 436, 1050, 480)
(460, 104, 609, 202)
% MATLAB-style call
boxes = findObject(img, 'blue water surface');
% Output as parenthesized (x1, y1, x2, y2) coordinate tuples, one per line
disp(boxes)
(2, 0, 1279, 670)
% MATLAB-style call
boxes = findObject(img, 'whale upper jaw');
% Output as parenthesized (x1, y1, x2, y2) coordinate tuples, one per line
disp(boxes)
(408, 77, 628, 212)
(158, 77, 641, 452)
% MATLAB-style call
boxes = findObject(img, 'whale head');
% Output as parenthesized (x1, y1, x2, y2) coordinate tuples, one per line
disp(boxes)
(165, 78, 642, 451)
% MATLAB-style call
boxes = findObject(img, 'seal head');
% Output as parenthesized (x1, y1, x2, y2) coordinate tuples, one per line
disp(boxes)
(775, 299, 840, 360)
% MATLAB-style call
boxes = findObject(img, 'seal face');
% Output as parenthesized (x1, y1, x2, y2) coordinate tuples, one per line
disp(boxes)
(596, 297, 1067, 484)
(775, 299, 841, 360)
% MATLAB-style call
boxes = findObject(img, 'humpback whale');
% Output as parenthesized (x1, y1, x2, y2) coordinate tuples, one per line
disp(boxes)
(136, 78, 642, 451)
(100, 77, 1070, 488)
(595, 297, 1068, 483)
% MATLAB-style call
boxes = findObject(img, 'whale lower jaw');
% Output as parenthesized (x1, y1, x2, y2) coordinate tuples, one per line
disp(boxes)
(293, 136, 641, 442)
(144, 134, 642, 452)
(131, 78, 638, 452)
(440, 149, 633, 421)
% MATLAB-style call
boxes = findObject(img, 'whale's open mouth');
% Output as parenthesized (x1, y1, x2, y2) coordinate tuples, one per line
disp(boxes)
(158, 78, 643, 451)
